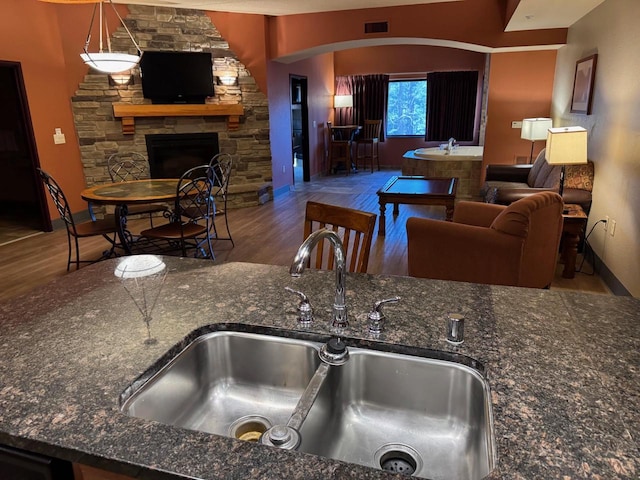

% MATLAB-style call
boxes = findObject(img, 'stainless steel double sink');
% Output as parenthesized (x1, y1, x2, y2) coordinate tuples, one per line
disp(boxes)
(120, 329, 495, 480)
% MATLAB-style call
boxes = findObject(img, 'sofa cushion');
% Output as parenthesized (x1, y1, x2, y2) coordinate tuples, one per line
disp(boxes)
(540, 166, 561, 189)
(526, 149, 547, 186)
(532, 160, 557, 188)
(564, 161, 595, 191)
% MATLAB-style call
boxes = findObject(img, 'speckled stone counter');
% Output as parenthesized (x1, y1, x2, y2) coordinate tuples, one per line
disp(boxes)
(0, 259, 638, 479)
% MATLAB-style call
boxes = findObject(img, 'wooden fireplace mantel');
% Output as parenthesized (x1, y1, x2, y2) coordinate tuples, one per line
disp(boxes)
(112, 103, 244, 134)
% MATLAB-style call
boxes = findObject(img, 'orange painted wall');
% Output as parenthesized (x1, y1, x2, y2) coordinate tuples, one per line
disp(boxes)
(269, 0, 566, 61)
(4, 1, 559, 205)
(207, 12, 269, 94)
(335, 44, 487, 167)
(268, 54, 335, 191)
(1, 0, 91, 218)
(483, 50, 557, 175)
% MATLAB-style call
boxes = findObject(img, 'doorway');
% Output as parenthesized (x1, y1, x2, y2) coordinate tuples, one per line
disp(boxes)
(290, 75, 310, 184)
(0, 61, 50, 245)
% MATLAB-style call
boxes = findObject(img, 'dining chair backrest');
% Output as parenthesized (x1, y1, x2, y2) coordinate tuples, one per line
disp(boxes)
(303, 201, 377, 273)
(207, 153, 235, 245)
(361, 119, 382, 140)
(175, 165, 216, 223)
(37, 168, 77, 233)
(108, 152, 151, 182)
(208, 153, 233, 197)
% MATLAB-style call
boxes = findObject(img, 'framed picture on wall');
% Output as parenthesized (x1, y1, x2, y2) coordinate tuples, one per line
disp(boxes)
(571, 54, 598, 115)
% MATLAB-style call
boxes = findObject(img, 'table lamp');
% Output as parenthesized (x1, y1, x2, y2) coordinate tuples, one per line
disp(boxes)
(334, 95, 353, 108)
(545, 126, 588, 198)
(521, 118, 553, 163)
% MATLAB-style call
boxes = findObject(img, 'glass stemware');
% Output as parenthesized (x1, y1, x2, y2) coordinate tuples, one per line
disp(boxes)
(114, 255, 167, 345)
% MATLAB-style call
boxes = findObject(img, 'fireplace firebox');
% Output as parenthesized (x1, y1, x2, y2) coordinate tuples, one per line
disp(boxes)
(145, 133, 219, 178)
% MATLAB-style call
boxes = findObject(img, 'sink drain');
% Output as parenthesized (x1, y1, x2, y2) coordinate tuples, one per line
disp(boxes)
(374, 444, 423, 477)
(228, 415, 272, 442)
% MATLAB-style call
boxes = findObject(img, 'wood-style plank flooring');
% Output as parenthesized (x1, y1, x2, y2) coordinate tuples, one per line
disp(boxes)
(0, 169, 610, 303)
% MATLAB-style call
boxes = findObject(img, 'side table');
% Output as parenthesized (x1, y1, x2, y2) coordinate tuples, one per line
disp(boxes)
(561, 204, 588, 279)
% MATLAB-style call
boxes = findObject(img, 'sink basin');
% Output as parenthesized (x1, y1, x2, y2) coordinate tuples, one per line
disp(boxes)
(120, 331, 322, 439)
(298, 348, 495, 480)
(121, 328, 494, 479)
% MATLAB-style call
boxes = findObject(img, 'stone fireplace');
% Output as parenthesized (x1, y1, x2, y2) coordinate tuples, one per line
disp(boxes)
(71, 6, 272, 209)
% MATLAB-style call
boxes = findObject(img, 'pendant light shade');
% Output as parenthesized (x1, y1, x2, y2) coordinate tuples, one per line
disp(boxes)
(81, 52, 140, 74)
(81, 0, 141, 74)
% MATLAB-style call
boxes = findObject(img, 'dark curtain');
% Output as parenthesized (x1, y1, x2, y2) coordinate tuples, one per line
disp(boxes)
(335, 74, 389, 141)
(334, 76, 352, 126)
(425, 71, 478, 142)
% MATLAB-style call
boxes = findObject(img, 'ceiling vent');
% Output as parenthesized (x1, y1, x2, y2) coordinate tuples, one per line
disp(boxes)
(364, 21, 389, 34)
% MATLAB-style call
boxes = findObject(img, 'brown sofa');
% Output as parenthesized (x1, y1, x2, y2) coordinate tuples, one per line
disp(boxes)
(481, 148, 594, 213)
(406, 192, 564, 288)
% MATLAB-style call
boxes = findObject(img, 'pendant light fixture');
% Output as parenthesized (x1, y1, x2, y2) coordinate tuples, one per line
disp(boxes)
(80, 0, 142, 74)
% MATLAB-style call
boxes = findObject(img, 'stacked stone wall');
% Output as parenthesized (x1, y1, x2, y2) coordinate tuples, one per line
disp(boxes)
(71, 6, 272, 209)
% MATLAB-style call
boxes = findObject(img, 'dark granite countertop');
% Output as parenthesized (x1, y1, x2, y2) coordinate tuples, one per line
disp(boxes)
(0, 258, 638, 479)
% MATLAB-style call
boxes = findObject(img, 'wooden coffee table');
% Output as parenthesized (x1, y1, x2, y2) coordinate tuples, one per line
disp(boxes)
(377, 176, 458, 236)
(561, 204, 588, 278)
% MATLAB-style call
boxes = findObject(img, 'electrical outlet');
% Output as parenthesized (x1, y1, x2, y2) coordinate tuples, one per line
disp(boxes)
(511, 121, 522, 129)
(604, 216, 609, 231)
(609, 219, 616, 236)
(281, 165, 286, 174)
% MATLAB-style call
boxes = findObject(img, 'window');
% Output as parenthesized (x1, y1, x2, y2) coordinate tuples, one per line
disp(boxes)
(386, 80, 427, 136)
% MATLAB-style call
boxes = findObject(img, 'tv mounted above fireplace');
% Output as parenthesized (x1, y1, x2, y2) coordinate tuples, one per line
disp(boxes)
(140, 51, 214, 104)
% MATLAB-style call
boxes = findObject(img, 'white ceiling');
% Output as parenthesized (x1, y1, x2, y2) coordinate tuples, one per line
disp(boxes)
(505, 0, 605, 32)
(114, 0, 604, 29)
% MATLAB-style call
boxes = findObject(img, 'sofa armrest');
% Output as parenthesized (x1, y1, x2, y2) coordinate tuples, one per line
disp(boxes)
(453, 201, 506, 227)
(406, 217, 523, 285)
(485, 164, 531, 183)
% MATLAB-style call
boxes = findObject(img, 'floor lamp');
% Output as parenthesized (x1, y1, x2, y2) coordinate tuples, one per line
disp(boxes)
(545, 126, 588, 199)
(521, 118, 553, 163)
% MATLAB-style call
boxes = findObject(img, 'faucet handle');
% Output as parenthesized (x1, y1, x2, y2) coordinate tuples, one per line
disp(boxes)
(285, 287, 314, 325)
(367, 296, 401, 334)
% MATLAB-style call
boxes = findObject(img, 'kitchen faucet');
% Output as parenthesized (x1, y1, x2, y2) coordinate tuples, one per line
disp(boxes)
(289, 228, 347, 329)
(447, 137, 456, 151)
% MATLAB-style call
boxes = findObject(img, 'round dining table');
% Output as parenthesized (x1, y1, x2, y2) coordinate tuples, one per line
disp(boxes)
(81, 179, 179, 254)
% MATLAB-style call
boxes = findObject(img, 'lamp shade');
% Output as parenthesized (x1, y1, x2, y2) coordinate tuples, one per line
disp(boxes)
(545, 126, 588, 165)
(521, 118, 553, 141)
(334, 95, 353, 108)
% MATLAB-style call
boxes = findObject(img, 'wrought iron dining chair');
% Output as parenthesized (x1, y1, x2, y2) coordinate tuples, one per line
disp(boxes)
(139, 165, 216, 259)
(37, 168, 119, 271)
(355, 119, 382, 172)
(208, 153, 234, 246)
(303, 201, 377, 273)
(107, 152, 170, 226)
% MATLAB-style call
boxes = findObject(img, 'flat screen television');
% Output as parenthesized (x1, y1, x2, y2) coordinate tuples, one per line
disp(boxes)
(139, 51, 214, 104)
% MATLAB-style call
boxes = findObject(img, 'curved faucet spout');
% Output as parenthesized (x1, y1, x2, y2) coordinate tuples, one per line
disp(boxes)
(290, 228, 347, 329)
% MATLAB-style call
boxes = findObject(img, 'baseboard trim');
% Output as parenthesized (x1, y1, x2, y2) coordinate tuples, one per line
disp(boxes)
(586, 245, 632, 296)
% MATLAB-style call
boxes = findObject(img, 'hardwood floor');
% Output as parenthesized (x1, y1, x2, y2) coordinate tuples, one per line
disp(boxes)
(0, 169, 610, 303)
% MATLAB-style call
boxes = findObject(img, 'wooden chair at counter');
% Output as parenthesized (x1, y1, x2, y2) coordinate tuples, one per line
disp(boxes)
(326, 122, 354, 175)
(303, 201, 377, 274)
(107, 152, 171, 227)
(355, 119, 382, 173)
(37, 168, 119, 271)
